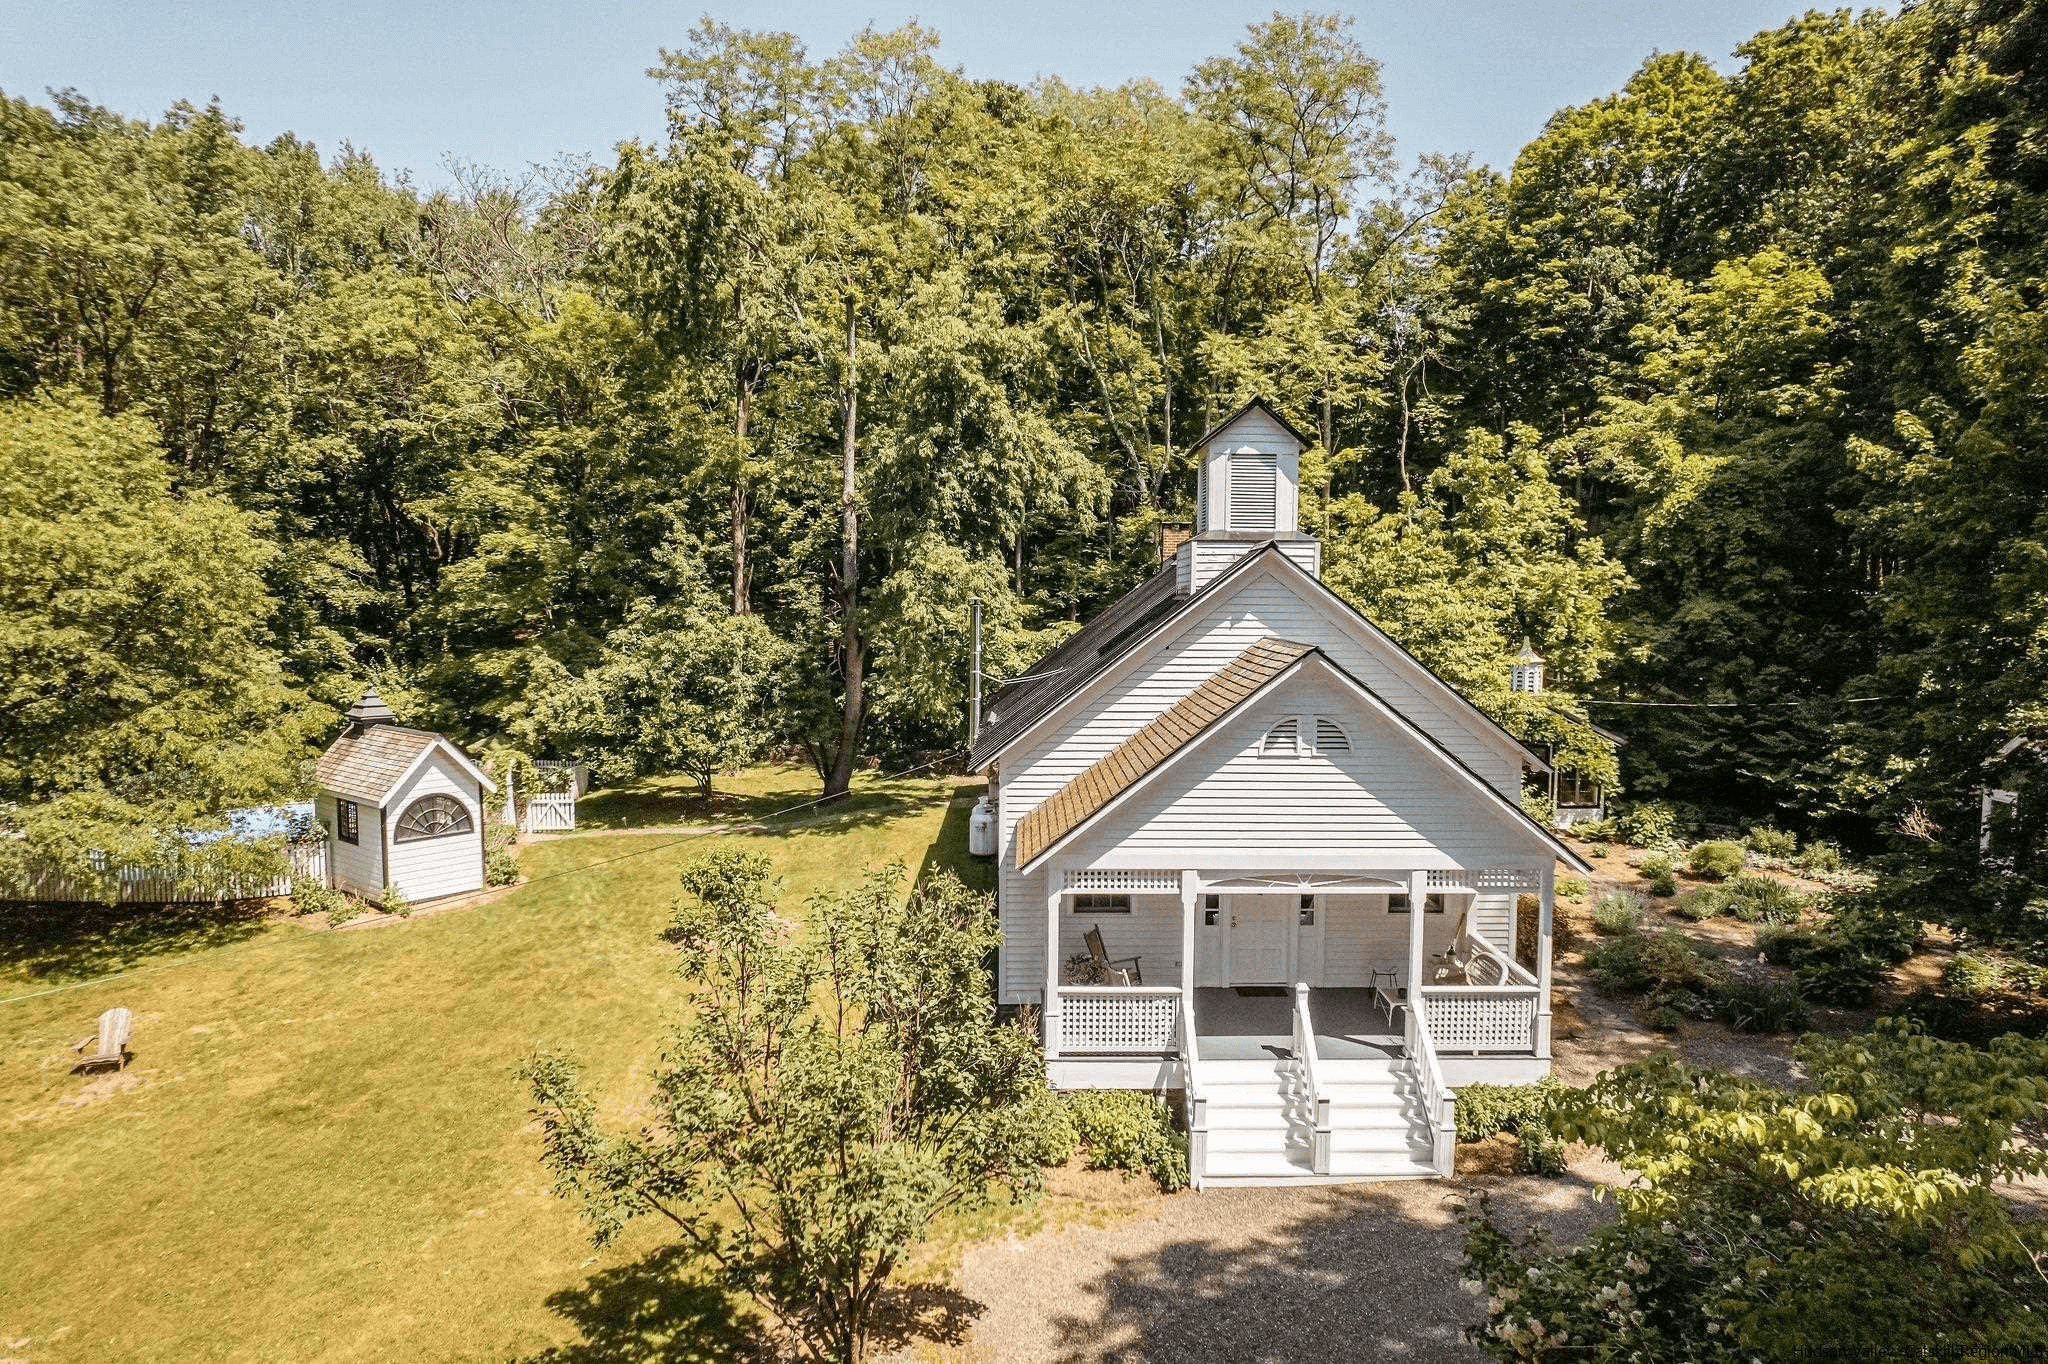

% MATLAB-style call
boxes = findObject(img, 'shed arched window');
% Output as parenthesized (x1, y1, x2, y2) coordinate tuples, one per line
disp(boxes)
(394, 793, 473, 842)
(1261, 717, 1300, 756)
(1314, 717, 1351, 752)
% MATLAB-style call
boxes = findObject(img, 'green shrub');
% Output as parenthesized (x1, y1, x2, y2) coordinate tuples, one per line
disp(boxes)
(1062, 1092, 1188, 1192)
(1645, 871, 1676, 898)
(1755, 923, 1817, 966)
(1943, 952, 2004, 998)
(1555, 875, 1588, 901)
(1454, 1078, 1569, 1142)
(1518, 1121, 1568, 1177)
(379, 883, 412, 918)
(484, 825, 521, 887)
(1825, 891, 1920, 965)
(1744, 826, 1797, 859)
(1672, 886, 1730, 921)
(1714, 977, 1810, 1033)
(1590, 891, 1645, 936)
(1586, 929, 1724, 997)
(1638, 851, 1673, 878)
(1686, 839, 1747, 880)
(290, 875, 344, 918)
(1588, 841, 1610, 859)
(1796, 942, 1890, 1006)
(1722, 873, 1807, 924)
(1616, 801, 1677, 847)
(1648, 1004, 1682, 1032)
(1887, 987, 2048, 1046)
(1571, 817, 1617, 841)
(1521, 790, 1557, 825)
(1797, 840, 1844, 875)
(326, 894, 374, 927)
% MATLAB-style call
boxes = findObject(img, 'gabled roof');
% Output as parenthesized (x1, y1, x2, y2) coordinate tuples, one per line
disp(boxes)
(1191, 396, 1314, 453)
(974, 542, 1541, 783)
(1016, 637, 1593, 876)
(1015, 638, 1314, 866)
(315, 725, 498, 805)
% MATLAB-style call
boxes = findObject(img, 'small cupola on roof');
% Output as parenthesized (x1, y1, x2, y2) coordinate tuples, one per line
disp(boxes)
(344, 686, 397, 731)
(1510, 643, 1546, 694)
(1179, 397, 1320, 592)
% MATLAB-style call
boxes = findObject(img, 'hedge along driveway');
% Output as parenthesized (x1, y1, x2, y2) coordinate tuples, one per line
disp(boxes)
(0, 774, 970, 1362)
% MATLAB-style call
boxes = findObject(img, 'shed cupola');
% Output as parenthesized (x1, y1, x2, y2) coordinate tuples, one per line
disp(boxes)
(344, 686, 397, 731)
(1178, 397, 1321, 592)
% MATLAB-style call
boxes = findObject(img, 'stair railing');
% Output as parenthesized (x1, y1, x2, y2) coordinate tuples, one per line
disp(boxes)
(1290, 982, 1333, 1175)
(1178, 990, 1208, 1188)
(1407, 994, 1459, 1176)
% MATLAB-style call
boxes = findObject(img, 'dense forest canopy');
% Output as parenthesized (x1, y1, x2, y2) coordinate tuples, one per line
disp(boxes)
(1, 2, 2043, 943)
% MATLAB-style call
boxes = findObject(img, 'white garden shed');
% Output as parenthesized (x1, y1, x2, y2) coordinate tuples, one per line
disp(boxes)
(313, 690, 498, 904)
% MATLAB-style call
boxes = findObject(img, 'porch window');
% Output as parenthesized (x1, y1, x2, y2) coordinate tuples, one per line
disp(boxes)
(1203, 892, 1220, 927)
(1072, 893, 1130, 913)
(1298, 893, 1316, 926)
(1388, 893, 1410, 913)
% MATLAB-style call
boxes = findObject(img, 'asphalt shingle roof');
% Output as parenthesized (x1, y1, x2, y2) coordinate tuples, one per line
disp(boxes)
(1014, 637, 1314, 867)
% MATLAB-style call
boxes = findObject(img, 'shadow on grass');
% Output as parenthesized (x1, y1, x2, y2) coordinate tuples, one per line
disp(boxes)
(0, 898, 278, 987)
(524, 1243, 981, 1363)
(577, 767, 959, 839)
(916, 781, 995, 898)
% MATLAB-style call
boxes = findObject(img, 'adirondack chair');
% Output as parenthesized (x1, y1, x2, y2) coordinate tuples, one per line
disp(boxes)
(72, 1007, 132, 1073)
(1083, 925, 1142, 986)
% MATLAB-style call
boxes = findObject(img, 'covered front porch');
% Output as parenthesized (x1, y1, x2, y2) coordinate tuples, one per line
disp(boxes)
(1038, 864, 1557, 1092)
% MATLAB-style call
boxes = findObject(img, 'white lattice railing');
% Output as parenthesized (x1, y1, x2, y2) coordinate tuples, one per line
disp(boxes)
(1053, 986, 1181, 1054)
(1428, 866, 1541, 892)
(1063, 868, 1181, 894)
(1419, 984, 1539, 1053)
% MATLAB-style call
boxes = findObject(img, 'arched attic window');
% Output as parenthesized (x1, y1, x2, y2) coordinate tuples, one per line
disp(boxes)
(394, 793, 474, 842)
(1261, 718, 1300, 756)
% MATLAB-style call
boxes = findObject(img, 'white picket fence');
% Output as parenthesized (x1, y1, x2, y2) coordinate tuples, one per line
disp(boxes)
(12, 839, 328, 905)
(521, 792, 577, 832)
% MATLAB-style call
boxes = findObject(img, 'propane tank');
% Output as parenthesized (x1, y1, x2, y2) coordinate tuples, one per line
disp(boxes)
(968, 795, 997, 858)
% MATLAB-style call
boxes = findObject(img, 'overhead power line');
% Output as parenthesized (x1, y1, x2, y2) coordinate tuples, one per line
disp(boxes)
(1582, 696, 1895, 709)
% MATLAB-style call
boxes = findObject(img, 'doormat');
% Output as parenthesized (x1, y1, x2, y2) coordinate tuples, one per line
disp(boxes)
(1233, 986, 1288, 997)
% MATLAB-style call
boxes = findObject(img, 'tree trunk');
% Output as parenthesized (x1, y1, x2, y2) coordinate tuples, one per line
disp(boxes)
(824, 297, 863, 798)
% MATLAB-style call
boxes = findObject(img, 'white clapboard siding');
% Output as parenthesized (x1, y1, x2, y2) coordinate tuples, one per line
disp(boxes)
(384, 754, 487, 902)
(1176, 538, 1320, 593)
(1318, 894, 1464, 986)
(321, 792, 387, 895)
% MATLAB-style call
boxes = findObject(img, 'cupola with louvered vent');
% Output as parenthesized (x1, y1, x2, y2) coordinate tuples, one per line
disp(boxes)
(1178, 397, 1321, 592)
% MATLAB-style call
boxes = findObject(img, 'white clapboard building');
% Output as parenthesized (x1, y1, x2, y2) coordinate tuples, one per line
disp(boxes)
(313, 690, 498, 904)
(969, 398, 1589, 1186)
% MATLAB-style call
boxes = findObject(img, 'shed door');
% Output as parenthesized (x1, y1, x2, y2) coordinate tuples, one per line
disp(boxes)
(1229, 897, 1292, 984)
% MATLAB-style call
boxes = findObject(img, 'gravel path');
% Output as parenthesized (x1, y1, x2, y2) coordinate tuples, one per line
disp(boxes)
(946, 1165, 1611, 1363)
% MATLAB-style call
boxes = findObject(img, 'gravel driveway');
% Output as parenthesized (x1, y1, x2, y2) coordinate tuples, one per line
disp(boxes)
(945, 1165, 1610, 1363)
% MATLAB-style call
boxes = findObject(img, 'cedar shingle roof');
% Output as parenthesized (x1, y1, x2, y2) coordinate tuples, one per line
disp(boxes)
(315, 725, 451, 804)
(1014, 637, 1314, 867)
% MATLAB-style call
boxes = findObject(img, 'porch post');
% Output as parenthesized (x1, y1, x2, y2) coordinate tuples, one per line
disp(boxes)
(1535, 861, 1555, 1058)
(1179, 870, 1198, 999)
(1044, 869, 1063, 1059)
(1405, 868, 1429, 1006)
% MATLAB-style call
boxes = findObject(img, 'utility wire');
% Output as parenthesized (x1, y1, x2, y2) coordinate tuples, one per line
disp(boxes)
(1, 752, 967, 1008)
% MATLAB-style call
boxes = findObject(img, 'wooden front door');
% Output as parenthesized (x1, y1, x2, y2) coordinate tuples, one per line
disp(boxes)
(1230, 897, 1292, 984)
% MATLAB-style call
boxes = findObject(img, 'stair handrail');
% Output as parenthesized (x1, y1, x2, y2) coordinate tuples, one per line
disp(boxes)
(1290, 982, 1333, 1175)
(1178, 989, 1208, 1187)
(1407, 993, 1459, 1175)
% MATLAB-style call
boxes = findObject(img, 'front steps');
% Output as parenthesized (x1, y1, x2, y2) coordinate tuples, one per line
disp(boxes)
(1193, 1055, 1438, 1187)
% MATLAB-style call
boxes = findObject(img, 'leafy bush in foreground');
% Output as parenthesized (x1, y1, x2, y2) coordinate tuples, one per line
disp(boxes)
(1462, 1025, 2048, 1362)
(1062, 1091, 1189, 1192)
(1722, 872, 1807, 924)
(1615, 802, 1677, 847)
(1455, 1078, 1570, 1142)
(1584, 928, 1724, 998)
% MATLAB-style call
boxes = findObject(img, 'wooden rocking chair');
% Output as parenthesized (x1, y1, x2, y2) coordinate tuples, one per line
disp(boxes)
(1084, 925, 1142, 986)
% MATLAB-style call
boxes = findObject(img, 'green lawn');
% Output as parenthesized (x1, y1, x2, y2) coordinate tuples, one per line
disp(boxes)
(0, 770, 984, 1362)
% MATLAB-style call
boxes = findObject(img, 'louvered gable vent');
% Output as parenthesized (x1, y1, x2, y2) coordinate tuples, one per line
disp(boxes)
(1261, 717, 1299, 755)
(1229, 453, 1278, 531)
(1315, 717, 1351, 752)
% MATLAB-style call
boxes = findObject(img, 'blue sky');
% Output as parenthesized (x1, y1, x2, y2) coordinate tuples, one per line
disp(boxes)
(4, 1, 1829, 184)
